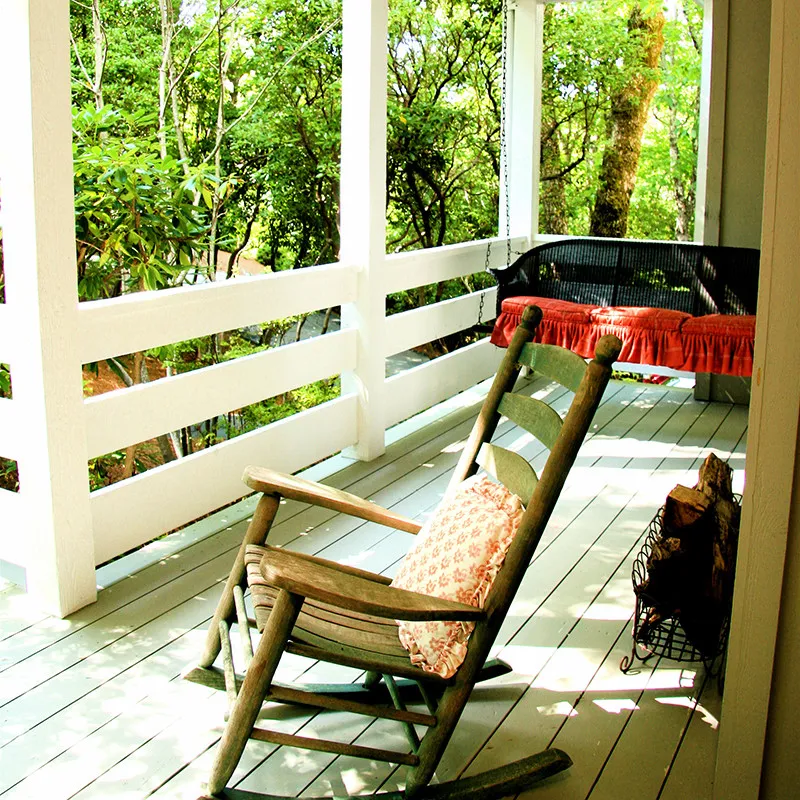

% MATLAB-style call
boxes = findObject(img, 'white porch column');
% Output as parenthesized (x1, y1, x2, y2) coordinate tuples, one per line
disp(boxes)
(339, 0, 388, 461)
(694, 0, 728, 244)
(502, 0, 543, 249)
(714, 1, 800, 796)
(0, 0, 96, 615)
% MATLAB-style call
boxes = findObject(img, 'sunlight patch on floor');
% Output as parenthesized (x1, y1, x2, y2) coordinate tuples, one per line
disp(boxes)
(657, 696, 719, 729)
(537, 700, 578, 718)
(593, 698, 640, 714)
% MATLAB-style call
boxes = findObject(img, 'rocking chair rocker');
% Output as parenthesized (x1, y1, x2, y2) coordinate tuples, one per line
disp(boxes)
(185, 305, 622, 799)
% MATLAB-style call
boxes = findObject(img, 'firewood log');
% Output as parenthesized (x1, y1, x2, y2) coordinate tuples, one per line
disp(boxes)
(634, 452, 740, 659)
(710, 496, 741, 607)
(663, 484, 712, 533)
(696, 452, 734, 502)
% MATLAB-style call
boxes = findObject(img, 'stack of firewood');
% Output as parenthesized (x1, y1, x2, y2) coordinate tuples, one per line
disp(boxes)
(635, 453, 740, 657)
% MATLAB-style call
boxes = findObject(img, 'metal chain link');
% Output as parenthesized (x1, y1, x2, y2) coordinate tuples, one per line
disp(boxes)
(478, 0, 510, 328)
(501, 0, 511, 269)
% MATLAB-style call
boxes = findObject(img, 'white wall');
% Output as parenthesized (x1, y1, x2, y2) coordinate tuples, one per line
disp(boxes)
(714, 0, 800, 796)
(757, 6, 800, 794)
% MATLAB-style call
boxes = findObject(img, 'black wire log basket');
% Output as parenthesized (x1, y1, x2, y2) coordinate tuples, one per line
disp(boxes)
(620, 504, 734, 676)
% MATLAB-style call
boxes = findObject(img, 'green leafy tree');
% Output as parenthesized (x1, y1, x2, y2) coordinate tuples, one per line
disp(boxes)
(539, 0, 701, 240)
(73, 105, 211, 298)
(590, 3, 666, 237)
(74, 103, 213, 476)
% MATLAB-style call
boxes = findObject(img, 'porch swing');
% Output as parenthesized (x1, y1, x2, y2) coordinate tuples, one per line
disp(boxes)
(474, 5, 758, 377)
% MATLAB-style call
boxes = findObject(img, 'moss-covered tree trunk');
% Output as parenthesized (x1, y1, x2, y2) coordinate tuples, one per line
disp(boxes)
(590, 5, 665, 238)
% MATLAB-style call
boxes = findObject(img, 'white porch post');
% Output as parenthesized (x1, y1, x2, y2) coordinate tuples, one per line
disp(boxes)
(714, 0, 800, 795)
(339, 0, 388, 461)
(0, 0, 96, 615)
(694, 0, 728, 244)
(502, 0, 542, 249)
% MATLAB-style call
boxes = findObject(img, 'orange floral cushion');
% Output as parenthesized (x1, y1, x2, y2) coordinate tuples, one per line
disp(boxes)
(390, 475, 524, 678)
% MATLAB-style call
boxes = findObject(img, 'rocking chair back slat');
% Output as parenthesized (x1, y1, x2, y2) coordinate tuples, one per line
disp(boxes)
(520, 341, 588, 393)
(476, 442, 538, 506)
(497, 392, 564, 450)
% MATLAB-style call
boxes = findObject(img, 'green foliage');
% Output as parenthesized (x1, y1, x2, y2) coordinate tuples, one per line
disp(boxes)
(540, 0, 703, 240)
(64, 0, 707, 491)
(386, 0, 502, 251)
(237, 376, 340, 433)
(73, 105, 212, 299)
(0, 458, 19, 494)
(70, 0, 162, 114)
(0, 364, 10, 399)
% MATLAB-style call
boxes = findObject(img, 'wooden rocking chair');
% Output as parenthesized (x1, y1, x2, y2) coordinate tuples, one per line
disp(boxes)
(185, 305, 621, 799)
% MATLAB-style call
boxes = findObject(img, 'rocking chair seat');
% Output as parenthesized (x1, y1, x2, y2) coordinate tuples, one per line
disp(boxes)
(245, 545, 465, 684)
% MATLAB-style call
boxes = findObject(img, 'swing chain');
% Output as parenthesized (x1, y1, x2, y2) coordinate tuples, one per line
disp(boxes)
(478, 0, 510, 330)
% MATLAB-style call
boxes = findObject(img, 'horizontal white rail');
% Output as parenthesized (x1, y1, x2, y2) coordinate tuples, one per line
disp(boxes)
(0, 398, 22, 461)
(0, 305, 14, 363)
(84, 329, 357, 458)
(384, 288, 498, 357)
(0, 490, 27, 567)
(78, 261, 358, 364)
(90, 394, 359, 565)
(385, 236, 527, 295)
(384, 338, 503, 429)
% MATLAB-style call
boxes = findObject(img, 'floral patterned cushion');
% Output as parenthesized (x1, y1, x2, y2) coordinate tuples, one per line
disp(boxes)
(390, 474, 524, 678)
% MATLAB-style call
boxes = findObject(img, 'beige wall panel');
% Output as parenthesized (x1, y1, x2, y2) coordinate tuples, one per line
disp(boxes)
(719, 0, 771, 248)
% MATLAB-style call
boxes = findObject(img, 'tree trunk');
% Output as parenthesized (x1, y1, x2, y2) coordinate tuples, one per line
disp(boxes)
(669, 107, 696, 241)
(207, 2, 236, 279)
(157, 0, 172, 161)
(122, 350, 145, 479)
(589, 5, 665, 238)
(320, 307, 334, 335)
(91, 0, 106, 110)
(539, 125, 569, 235)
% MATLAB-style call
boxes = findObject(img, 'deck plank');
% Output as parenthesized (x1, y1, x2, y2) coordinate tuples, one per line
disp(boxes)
(657, 676, 723, 800)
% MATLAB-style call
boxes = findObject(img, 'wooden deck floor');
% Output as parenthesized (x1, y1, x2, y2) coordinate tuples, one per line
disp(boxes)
(0, 375, 747, 800)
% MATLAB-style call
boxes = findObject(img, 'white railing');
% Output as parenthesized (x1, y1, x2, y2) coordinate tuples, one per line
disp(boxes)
(0, 0, 539, 616)
(77, 261, 358, 364)
(0, 235, 524, 579)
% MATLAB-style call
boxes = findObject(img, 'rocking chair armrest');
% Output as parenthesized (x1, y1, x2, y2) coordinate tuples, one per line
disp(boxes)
(243, 465, 423, 535)
(260, 547, 486, 623)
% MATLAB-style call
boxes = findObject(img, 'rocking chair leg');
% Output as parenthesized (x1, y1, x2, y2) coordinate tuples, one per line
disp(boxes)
(207, 589, 302, 797)
(199, 493, 281, 669)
